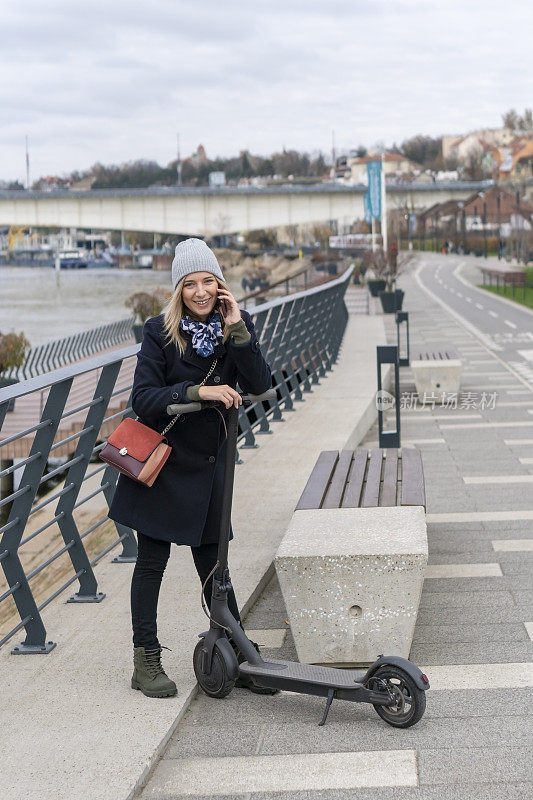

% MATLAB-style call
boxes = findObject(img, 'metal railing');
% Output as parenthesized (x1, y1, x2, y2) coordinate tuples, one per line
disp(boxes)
(238, 261, 343, 308)
(4, 318, 135, 381)
(0, 266, 352, 653)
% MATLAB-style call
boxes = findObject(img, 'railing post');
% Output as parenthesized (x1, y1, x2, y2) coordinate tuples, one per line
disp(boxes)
(1, 380, 73, 653)
(273, 369, 294, 413)
(237, 406, 259, 449)
(377, 345, 401, 449)
(100, 466, 138, 563)
(253, 400, 274, 435)
(56, 363, 122, 602)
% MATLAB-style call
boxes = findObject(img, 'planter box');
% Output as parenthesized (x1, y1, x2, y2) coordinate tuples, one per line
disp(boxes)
(367, 279, 386, 297)
(379, 289, 404, 313)
(275, 506, 427, 666)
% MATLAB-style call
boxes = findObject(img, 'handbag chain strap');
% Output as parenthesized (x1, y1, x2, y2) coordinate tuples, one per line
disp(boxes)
(161, 358, 218, 437)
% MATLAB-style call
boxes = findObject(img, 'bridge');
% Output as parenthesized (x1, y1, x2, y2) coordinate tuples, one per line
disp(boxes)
(0, 181, 492, 237)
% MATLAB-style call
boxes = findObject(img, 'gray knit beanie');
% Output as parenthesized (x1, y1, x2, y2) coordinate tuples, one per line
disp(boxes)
(171, 238, 225, 289)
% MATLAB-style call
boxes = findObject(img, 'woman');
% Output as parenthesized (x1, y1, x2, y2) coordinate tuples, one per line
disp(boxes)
(108, 238, 273, 698)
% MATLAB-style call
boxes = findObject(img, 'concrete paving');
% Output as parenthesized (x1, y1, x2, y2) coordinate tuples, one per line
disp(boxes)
(0, 309, 389, 800)
(138, 256, 533, 799)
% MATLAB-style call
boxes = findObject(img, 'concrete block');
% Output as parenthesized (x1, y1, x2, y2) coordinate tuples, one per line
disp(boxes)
(411, 358, 463, 401)
(274, 506, 427, 665)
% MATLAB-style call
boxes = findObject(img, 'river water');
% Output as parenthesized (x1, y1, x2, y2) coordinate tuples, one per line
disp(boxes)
(0, 266, 242, 347)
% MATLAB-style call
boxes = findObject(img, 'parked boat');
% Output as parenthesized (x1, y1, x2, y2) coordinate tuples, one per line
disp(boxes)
(58, 250, 87, 269)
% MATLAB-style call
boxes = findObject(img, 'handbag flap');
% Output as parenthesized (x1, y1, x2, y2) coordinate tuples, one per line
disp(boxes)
(107, 417, 165, 462)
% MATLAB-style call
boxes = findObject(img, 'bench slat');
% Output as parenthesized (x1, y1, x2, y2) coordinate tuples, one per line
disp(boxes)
(296, 450, 339, 510)
(322, 450, 353, 509)
(401, 448, 426, 508)
(415, 348, 459, 361)
(341, 448, 368, 508)
(361, 449, 383, 507)
(380, 450, 398, 507)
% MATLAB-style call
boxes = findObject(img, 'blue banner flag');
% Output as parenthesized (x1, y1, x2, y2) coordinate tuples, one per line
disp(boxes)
(366, 160, 382, 219)
(363, 192, 372, 223)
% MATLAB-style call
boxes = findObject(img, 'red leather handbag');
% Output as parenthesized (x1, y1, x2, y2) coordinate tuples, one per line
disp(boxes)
(102, 358, 218, 486)
(99, 417, 172, 487)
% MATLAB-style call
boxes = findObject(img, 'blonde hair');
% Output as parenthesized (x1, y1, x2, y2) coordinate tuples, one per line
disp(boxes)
(163, 276, 230, 355)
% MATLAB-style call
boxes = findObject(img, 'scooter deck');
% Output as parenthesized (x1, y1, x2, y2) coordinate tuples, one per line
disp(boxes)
(239, 658, 367, 691)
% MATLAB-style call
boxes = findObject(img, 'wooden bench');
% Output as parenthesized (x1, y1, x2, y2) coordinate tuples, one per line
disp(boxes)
(296, 447, 426, 511)
(479, 265, 526, 300)
(275, 447, 428, 666)
(410, 346, 463, 403)
(413, 349, 459, 361)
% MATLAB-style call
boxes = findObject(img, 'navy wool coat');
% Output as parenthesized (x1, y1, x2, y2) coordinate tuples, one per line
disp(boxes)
(108, 310, 271, 546)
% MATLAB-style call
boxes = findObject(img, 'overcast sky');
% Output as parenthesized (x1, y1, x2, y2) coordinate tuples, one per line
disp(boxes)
(2, 0, 532, 183)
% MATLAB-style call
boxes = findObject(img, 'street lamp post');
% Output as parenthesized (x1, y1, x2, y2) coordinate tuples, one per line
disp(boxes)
(477, 192, 487, 259)
(497, 193, 502, 259)
(516, 190, 521, 263)
(458, 202, 466, 253)
(483, 201, 487, 259)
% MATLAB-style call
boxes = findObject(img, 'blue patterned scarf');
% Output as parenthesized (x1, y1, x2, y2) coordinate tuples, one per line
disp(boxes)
(180, 312, 223, 357)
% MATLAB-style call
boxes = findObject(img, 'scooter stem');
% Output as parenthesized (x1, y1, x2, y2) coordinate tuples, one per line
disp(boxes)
(214, 404, 239, 581)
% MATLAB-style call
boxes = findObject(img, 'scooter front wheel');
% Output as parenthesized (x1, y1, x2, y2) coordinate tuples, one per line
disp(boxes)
(193, 640, 235, 699)
(368, 665, 426, 728)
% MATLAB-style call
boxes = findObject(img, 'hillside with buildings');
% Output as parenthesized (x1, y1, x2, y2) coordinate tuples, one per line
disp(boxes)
(2, 109, 531, 194)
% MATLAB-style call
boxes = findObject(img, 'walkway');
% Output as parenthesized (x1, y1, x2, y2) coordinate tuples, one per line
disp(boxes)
(0, 304, 387, 800)
(139, 255, 533, 798)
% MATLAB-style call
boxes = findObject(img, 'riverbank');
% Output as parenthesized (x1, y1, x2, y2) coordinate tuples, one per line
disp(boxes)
(0, 250, 312, 346)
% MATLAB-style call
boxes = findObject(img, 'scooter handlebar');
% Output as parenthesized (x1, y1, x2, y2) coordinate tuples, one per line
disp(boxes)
(166, 388, 277, 416)
(167, 401, 203, 415)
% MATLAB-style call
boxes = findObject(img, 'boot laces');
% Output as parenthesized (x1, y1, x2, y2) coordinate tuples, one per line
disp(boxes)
(145, 647, 169, 679)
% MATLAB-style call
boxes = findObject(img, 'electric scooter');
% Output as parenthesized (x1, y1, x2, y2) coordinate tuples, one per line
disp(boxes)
(167, 390, 429, 727)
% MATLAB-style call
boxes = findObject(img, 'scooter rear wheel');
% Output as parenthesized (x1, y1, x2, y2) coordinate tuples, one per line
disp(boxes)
(193, 640, 235, 699)
(368, 665, 426, 728)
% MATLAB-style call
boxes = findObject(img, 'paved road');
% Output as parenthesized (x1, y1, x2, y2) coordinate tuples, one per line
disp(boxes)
(138, 255, 533, 799)
(416, 254, 533, 387)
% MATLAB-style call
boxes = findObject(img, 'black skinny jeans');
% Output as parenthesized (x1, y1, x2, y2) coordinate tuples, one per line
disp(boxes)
(131, 531, 241, 650)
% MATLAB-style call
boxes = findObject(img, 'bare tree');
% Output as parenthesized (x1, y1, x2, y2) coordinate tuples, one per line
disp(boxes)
(518, 108, 533, 134)
(311, 224, 331, 248)
(502, 108, 533, 134)
(284, 224, 299, 245)
(502, 109, 520, 131)
(463, 147, 484, 180)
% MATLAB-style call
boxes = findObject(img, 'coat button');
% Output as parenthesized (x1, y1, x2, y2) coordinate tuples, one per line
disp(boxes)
(213, 375, 221, 383)
(208, 456, 216, 463)
(172, 392, 179, 400)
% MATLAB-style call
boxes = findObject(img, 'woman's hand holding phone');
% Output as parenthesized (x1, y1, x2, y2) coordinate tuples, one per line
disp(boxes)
(217, 288, 241, 325)
(197, 384, 242, 408)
